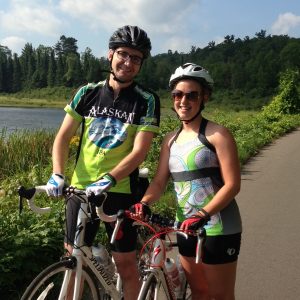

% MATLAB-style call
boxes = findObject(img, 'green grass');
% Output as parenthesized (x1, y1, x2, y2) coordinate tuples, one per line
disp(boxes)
(0, 95, 68, 108)
(0, 87, 74, 108)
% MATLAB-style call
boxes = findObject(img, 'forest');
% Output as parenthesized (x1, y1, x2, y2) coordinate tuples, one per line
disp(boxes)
(0, 30, 300, 98)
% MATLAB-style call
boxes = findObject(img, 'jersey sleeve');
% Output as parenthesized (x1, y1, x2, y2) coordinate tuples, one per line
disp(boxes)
(64, 85, 88, 122)
(137, 92, 160, 134)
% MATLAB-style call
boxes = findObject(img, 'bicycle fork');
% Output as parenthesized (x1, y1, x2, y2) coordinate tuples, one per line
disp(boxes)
(138, 238, 175, 300)
(57, 204, 88, 300)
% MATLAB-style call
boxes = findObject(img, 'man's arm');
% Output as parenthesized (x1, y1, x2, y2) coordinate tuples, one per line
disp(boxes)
(52, 114, 81, 175)
(109, 130, 155, 181)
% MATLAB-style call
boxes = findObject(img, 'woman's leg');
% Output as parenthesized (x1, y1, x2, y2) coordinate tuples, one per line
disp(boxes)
(202, 261, 238, 300)
(180, 255, 209, 300)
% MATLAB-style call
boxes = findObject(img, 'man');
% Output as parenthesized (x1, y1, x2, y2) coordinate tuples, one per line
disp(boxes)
(46, 25, 160, 299)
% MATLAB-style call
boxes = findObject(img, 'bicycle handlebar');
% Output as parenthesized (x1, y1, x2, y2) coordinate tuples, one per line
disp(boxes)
(17, 185, 99, 215)
(97, 202, 206, 263)
(18, 185, 51, 214)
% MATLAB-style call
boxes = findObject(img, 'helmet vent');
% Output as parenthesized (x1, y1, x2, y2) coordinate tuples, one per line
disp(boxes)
(194, 66, 203, 71)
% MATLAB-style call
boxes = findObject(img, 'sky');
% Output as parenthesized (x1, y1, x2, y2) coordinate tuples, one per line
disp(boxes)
(0, 0, 300, 58)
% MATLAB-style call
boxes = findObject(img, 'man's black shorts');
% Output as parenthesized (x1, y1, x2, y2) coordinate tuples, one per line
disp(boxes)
(65, 192, 139, 252)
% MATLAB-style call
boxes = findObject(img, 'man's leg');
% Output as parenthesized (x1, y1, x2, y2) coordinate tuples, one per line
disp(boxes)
(112, 250, 140, 300)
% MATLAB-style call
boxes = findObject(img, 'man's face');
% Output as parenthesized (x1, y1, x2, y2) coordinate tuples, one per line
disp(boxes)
(108, 47, 143, 83)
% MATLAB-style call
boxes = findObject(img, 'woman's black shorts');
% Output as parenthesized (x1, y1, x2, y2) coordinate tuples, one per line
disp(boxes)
(176, 232, 241, 264)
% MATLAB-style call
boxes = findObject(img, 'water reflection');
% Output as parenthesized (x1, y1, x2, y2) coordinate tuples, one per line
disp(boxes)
(0, 107, 65, 135)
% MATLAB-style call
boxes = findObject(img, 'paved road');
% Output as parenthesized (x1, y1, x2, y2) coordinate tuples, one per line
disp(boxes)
(236, 128, 300, 299)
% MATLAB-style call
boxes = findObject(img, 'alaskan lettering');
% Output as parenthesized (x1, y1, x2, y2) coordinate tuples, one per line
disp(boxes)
(88, 106, 135, 122)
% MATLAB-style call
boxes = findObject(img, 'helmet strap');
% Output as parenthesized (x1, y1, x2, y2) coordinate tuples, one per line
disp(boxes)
(181, 108, 201, 124)
(172, 102, 205, 124)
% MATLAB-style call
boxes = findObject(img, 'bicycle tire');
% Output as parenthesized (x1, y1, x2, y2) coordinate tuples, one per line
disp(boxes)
(177, 280, 192, 300)
(139, 273, 174, 300)
(21, 259, 103, 300)
(138, 273, 157, 300)
(139, 273, 192, 300)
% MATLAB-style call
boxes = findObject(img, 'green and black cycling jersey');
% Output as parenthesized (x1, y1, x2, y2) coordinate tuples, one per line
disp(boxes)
(65, 80, 160, 193)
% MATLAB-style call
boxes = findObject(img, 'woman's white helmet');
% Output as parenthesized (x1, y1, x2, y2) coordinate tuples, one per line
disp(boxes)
(169, 63, 214, 90)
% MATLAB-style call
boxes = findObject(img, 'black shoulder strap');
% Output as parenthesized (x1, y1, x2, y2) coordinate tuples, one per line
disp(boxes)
(199, 118, 216, 153)
(74, 118, 85, 164)
(168, 125, 183, 149)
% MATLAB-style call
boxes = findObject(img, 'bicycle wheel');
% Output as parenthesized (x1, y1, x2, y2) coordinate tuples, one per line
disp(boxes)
(21, 260, 101, 300)
(139, 273, 172, 300)
(178, 280, 192, 300)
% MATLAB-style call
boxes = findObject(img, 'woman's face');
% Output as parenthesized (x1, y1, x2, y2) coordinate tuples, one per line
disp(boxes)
(172, 79, 205, 122)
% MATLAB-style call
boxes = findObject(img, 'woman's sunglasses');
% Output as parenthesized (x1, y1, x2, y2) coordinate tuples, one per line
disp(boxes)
(171, 90, 200, 102)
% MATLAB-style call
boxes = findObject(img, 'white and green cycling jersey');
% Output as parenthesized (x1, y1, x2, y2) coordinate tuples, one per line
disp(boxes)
(169, 118, 242, 236)
(65, 80, 160, 193)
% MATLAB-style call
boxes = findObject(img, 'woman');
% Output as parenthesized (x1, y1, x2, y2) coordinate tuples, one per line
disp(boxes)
(134, 63, 242, 299)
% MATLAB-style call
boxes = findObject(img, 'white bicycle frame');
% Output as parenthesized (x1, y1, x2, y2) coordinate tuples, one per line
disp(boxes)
(23, 186, 123, 300)
(139, 237, 178, 300)
(98, 208, 191, 300)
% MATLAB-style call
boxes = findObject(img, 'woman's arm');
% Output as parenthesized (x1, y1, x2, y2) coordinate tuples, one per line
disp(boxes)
(203, 122, 241, 216)
(139, 132, 175, 206)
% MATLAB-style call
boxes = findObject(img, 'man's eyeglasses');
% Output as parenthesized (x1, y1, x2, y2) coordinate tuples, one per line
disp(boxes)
(171, 90, 200, 102)
(115, 50, 143, 65)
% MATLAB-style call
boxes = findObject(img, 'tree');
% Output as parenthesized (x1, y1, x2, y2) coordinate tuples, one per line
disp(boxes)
(47, 50, 56, 87)
(255, 30, 268, 39)
(262, 69, 300, 117)
(20, 43, 36, 89)
(81, 47, 102, 82)
(208, 41, 215, 49)
(280, 40, 300, 69)
(54, 35, 78, 56)
(32, 46, 50, 88)
(0, 45, 12, 92)
(5, 56, 14, 92)
(63, 53, 83, 86)
(12, 53, 22, 92)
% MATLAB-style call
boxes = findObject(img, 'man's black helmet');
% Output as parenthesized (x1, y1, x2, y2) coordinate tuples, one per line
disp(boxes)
(109, 25, 152, 58)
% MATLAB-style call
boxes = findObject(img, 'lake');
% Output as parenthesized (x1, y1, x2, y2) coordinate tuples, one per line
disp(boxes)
(0, 107, 65, 135)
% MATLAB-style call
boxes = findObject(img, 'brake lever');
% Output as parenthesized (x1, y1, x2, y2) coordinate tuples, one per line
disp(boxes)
(110, 209, 126, 244)
(195, 227, 206, 264)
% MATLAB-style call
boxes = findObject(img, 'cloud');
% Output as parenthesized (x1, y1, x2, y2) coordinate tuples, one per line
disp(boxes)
(0, 0, 63, 37)
(59, 0, 202, 53)
(271, 12, 300, 35)
(59, 0, 192, 30)
(163, 36, 193, 53)
(0, 36, 27, 54)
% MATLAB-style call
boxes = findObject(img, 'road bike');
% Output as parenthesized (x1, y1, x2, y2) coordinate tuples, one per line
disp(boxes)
(18, 185, 125, 300)
(99, 206, 207, 300)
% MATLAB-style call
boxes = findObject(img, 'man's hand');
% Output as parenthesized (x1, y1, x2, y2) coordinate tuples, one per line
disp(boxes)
(46, 173, 65, 197)
(180, 215, 207, 232)
(130, 202, 151, 220)
(86, 173, 116, 196)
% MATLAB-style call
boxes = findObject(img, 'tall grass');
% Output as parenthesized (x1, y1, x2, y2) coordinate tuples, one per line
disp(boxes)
(0, 129, 55, 181)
